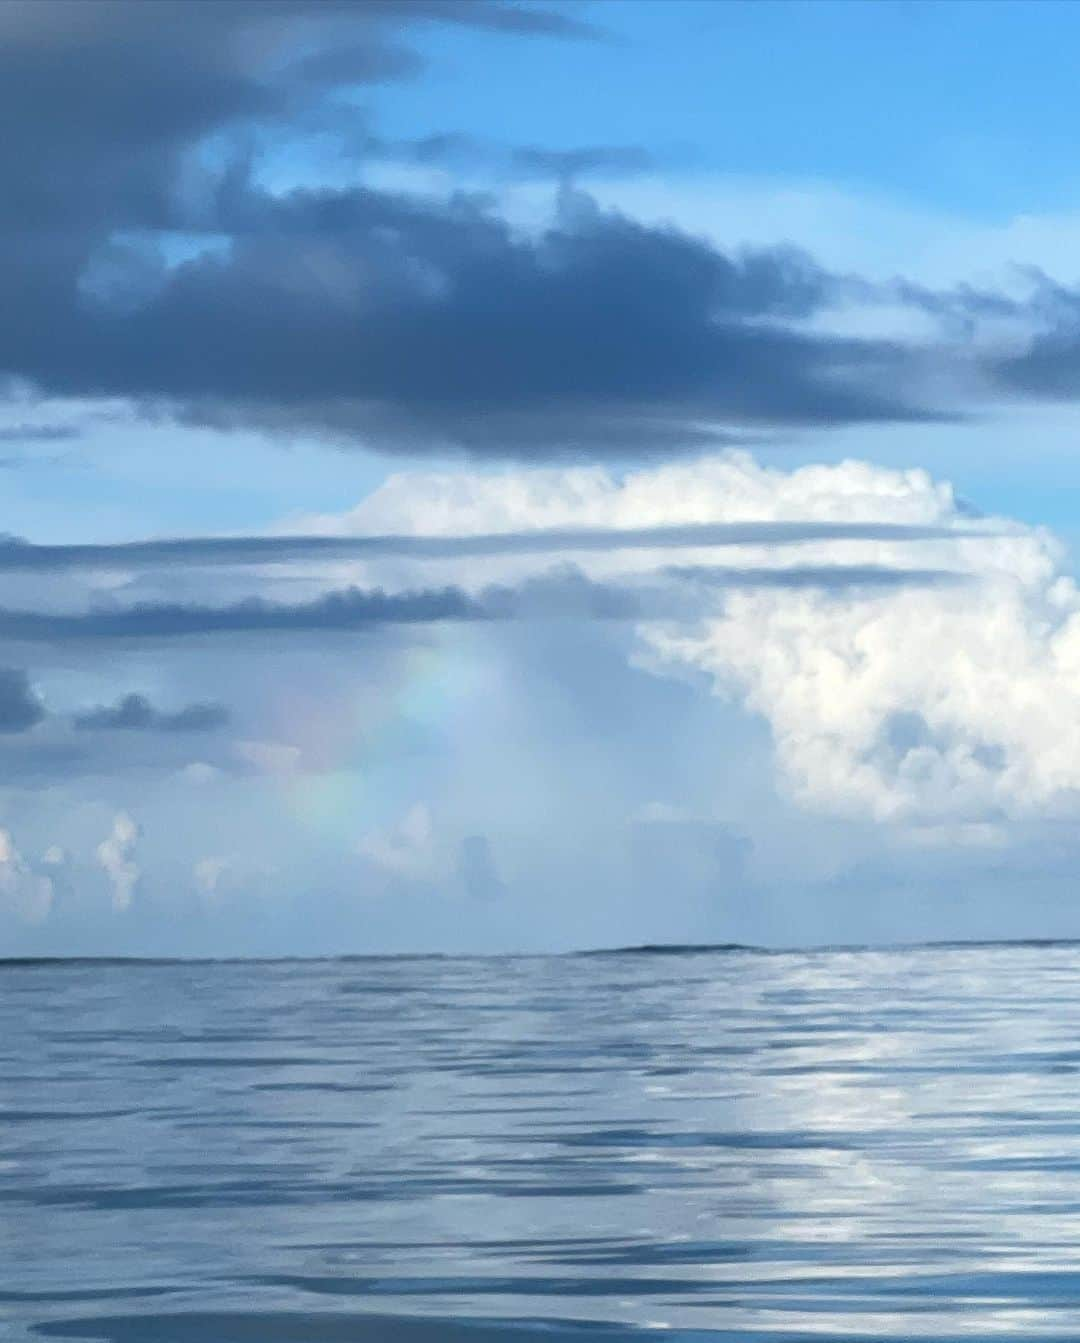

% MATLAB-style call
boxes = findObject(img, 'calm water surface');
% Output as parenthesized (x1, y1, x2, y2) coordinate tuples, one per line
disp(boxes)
(5, 944, 1080, 1341)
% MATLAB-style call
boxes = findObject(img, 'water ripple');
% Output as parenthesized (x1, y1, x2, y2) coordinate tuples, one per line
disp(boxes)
(6, 944, 1080, 1339)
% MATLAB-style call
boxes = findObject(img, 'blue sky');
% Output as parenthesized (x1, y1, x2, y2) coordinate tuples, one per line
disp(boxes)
(382, 1, 1080, 215)
(5, 0, 1080, 956)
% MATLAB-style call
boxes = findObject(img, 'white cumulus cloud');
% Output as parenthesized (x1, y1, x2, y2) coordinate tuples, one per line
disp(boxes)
(194, 855, 231, 900)
(0, 829, 58, 924)
(358, 802, 439, 883)
(96, 811, 140, 912)
(315, 450, 1080, 827)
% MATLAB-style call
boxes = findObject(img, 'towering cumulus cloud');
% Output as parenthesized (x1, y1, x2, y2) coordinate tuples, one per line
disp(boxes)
(337, 450, 1079, 828)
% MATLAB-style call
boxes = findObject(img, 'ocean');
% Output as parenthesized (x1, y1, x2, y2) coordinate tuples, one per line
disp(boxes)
(5, 942, 1080, 1342)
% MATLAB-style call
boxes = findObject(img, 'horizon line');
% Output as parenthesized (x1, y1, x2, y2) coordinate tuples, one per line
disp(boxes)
(3, 935, 1078, 968)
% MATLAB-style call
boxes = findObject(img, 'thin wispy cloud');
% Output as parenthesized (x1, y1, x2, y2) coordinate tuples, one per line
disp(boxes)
(0, 519, 987, 572)
(0, 565, 967, 642)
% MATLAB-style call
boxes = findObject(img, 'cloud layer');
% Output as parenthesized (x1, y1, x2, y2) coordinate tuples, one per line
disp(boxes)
(4, 0, 1080, 461)
(0, 445, 1069, 833)
(0, 0, 1026, 457)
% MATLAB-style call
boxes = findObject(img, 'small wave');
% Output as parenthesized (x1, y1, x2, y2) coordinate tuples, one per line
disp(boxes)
(573, 942, 760, 958)
(33, 1311, 725, 1342)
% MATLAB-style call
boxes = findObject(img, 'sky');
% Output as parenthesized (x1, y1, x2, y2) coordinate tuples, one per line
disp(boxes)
(8, 0, 1080, 956)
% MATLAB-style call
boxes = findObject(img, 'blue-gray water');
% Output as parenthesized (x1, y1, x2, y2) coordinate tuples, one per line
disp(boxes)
(6, 943, 1080, 1342)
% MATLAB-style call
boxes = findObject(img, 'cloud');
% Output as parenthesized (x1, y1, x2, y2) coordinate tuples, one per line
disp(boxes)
(4, 438, 1078, 940)
(0, 453, 986, 656)
(0, 565, 967, 645)
(355, 808, 510, 903)
(0, 0, 593, 239)
(457, 834, 505, 902)
(0, 0, 1074, 457)
(68, 193, 946, 453)
(338, 451, 1080, 826)
(0, 586, 484, 641)
(988, 281, 1080, 401)
(96, 811, 139, 912)
(0, 828, 58, 923)
(0, 0, 968, 456)
(358, 802, 439, 883)
(193, 855, 230, 900)
(357, 811, 501, 905)
(0, 518, 976, 573)
(74, 692, 229, 732)
(193, 853, 271, 901)
(314, 450, 991, 599)
(666, 563, 964, 591)
(342, 451, 970, 535)
(0, 0, 738, 460)
(640, 570, 1080, 828)
(1, 448, 1047, 830)
(0, 667, 45, 732)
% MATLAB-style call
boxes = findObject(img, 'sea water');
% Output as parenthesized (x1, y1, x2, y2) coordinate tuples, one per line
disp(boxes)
(5, 943, 1080, 1341)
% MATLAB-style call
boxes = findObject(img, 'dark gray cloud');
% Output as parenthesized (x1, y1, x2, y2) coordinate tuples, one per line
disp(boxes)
(986, 281, 1080, 400)
(11, 186, 944, 453)
(114, 198, 953, 451)
(0, 0, 593, 246)
(0, 667, 45, 732)
(74, 692, 230, 732)
(0, 519, 979, 572)
(0, 0, 957, 456)
(892, 272, 1080, 405)
(0, 587, 484, 641)
(0, 562, 964, 643)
